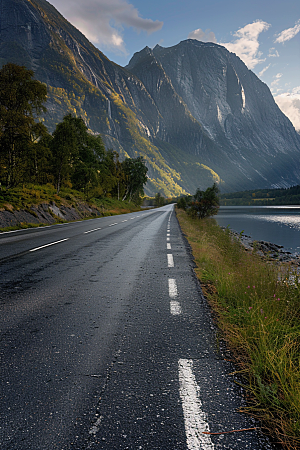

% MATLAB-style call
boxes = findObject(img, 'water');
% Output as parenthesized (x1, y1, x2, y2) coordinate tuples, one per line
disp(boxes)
(214, 206, 300, 254)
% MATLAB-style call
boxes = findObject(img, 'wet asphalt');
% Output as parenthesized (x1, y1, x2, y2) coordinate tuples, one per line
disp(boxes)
(0, 205, 276, 449)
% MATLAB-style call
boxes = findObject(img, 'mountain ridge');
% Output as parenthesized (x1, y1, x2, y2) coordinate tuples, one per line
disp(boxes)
(1, 0, 300, 195)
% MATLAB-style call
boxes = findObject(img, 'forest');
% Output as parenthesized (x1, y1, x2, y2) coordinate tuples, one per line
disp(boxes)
(219, 185, 300, 206)
(0, 63, 148, 205)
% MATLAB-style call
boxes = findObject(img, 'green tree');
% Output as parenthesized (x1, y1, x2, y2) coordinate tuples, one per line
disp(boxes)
(98, 149, 121, 198)
(177, 185, 219, 218)
(189, 183, 220, 218)
(0, 63, 47, 188)
(121, 156, 148, 203)
(177, 195, 191, 210)
(25, 129, 53, 185)
(72, 134, 106, 199)
(51, 114, 87, 193)
(154, 192, 165, 207)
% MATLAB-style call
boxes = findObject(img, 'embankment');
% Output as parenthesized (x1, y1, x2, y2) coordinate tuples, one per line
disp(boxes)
(0, 201, 102, 229)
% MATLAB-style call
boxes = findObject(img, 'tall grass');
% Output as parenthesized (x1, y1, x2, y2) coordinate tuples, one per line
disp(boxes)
(176, 209, 300, 449)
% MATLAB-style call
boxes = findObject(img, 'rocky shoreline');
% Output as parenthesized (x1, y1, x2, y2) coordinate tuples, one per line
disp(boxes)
(225, 228, 300, 264)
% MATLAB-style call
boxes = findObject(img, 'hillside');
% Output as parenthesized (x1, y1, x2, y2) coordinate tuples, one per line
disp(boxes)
(219, 185, 300, 205)
(1, 0, 300, 195)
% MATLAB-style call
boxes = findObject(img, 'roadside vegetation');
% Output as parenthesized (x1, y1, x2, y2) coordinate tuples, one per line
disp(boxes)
(0, 183, 142, 232)
(176, 208, 300, 450)
(0, 63, 148, 205)
(176, 183, 220, 218)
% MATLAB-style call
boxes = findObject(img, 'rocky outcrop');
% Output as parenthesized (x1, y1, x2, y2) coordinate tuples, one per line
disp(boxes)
(0, 201, 101, 229)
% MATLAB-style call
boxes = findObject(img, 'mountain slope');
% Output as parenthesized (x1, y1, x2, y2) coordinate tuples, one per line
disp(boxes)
(128, 41, 300, 190)
(1, 0, 300, 194)
(0, 0, 192, 195)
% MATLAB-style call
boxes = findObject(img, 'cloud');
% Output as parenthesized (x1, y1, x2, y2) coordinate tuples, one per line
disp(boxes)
(259, 63, 271, 77)
(50, 0, 163, 54)
(268, 47, 279, 57)
(271, 72, 283, 88)
(274, 89, 300, 131)
(188, 28, 217, 43)
(221, 20, 271, 69)
(274, 19, 300, 43)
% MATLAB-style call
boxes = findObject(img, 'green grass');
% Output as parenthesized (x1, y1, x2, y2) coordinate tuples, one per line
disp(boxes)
(0, 184, 142, 231)
(176, 208, 300, 449)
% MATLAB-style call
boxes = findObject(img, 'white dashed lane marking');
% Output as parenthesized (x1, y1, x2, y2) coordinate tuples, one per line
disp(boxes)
(84, 227, 102, 234)
(168, 279, 182, 315)
(29, 238, 69, 252)
(178, 359, 214, 450)
(170, 301, 182, 315)
(168, 278, 178, 298)
(167, 243, 171, 250)
(167, 254, 174, 268)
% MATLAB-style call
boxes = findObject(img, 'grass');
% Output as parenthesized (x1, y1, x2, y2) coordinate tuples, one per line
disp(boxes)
(0, 184, 142, 232)
(176, 208, 300, 450)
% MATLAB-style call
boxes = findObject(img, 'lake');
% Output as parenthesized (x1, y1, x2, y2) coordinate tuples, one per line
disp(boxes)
(214, 206, 300, 254)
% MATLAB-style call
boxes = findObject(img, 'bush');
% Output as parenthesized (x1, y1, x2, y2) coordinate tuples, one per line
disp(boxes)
(177, 184, 219, 218)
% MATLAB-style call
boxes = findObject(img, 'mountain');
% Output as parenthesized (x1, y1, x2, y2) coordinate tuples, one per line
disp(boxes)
(1, 0, 300, 195)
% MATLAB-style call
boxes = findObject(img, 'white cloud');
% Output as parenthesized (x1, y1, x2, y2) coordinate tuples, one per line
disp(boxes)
(188, 28, 217, 43)
(50, 0, 163, 54)
(221, 20, 271, 69)
(274, 19, 300, 43)
(271, 72, 283, 88)
(268, 47, 279, 57)
(274, 90, 300, 131)
(259, 63, 271, 77)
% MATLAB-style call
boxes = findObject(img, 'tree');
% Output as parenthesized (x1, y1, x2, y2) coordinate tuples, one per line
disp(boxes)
(189, 184, 220, 218)
(121, 156, 148, 203)
(0, 63, 47, 188)
(177, 184, 220, 218)
(154, 192, 165, 207)
(72, 134, 107, 199)
(51, 114, 87, 193)
(25, 128, 53, 185)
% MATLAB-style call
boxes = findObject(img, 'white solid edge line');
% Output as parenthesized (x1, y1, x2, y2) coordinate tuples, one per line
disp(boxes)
(29, 238, 69, 252)
(178, 359, 214, 450)
(84, 227, 102, 234)
(167, 254, 174, 267)
(170, 300, 182, 315)
(168, 278, 178, 298)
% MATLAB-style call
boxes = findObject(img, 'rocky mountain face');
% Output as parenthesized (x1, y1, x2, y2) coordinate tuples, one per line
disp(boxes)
(1, 0, 300, 195)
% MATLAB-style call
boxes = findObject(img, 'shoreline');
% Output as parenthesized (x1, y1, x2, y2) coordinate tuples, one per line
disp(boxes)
(223, 227, 300, 265)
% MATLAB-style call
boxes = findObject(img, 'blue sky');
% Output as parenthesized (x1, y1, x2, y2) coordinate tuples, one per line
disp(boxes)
(51, 0, 300, 130)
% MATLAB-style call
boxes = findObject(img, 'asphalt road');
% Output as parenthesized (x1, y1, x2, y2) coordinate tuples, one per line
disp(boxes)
(0, 205, 276, 449)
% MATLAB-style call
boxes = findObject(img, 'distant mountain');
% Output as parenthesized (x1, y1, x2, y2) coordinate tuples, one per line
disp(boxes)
(1, 0, 300, 195)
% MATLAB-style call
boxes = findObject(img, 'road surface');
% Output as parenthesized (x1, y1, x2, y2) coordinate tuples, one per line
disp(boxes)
(0, 205, 275, 449)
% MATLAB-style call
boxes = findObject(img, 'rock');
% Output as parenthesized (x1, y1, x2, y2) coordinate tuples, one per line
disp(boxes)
(0, 201, 101, 230)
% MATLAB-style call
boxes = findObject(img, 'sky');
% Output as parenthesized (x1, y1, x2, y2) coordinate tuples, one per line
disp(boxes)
(50, 0, 300, 131)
